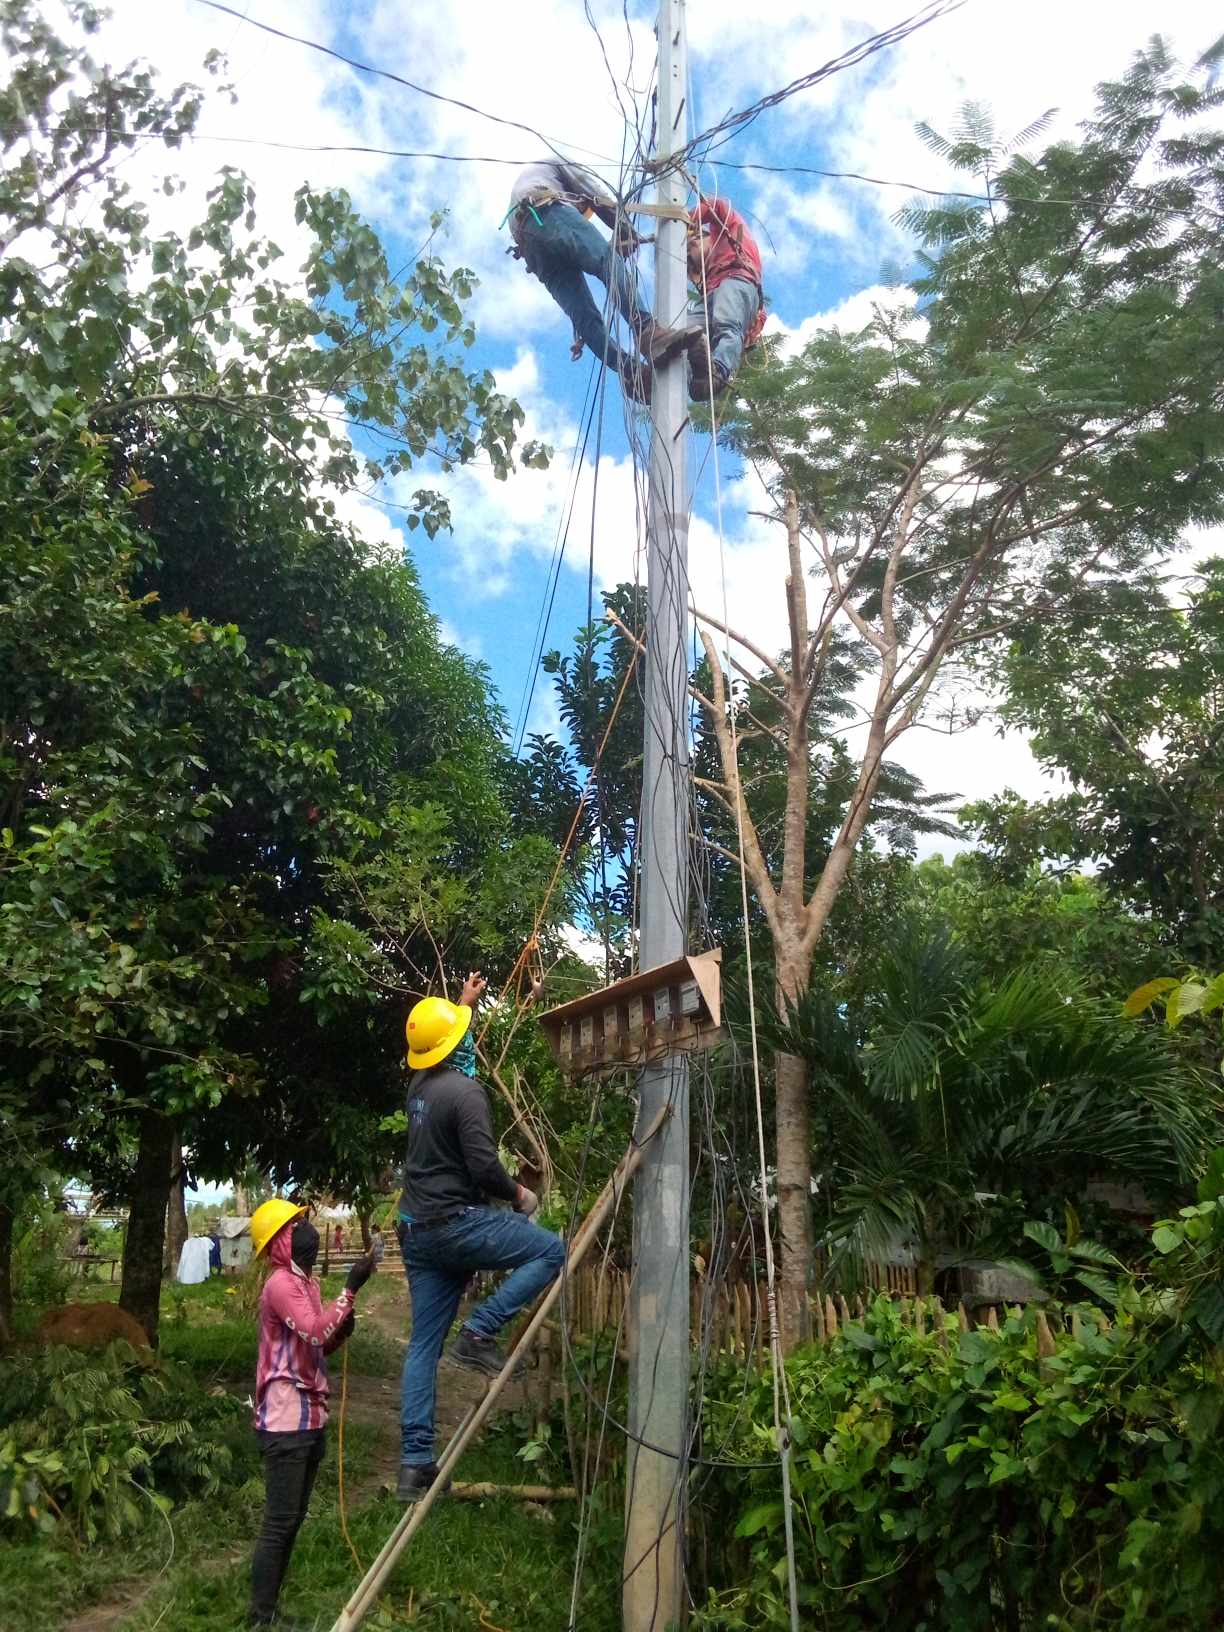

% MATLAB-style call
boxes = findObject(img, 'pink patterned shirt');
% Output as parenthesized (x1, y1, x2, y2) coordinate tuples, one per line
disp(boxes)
(253, 1224, 354, 1432)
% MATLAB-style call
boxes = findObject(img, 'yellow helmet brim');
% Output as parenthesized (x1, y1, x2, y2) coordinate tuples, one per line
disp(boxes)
(407, 1003, 472, 1071)
(250, 1199, 307, 1258)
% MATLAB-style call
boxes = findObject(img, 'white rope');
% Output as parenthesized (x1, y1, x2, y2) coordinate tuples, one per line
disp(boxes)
(693, 161, 802, 1632)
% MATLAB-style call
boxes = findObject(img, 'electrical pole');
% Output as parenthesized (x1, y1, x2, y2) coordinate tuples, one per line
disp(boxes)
(624, 1, 690, 1627)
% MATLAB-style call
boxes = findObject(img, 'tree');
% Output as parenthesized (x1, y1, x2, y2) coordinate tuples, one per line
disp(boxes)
(909, 852, 1168, 997)
(693, 42, 1224, 1337)
(964, 558, 1224, 966)
(773, 924, 1217, 1293)
(0, 4, 546, 1340)
(0, 2, 541, 510)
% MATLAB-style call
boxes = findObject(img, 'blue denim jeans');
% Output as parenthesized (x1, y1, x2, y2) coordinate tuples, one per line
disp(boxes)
(691, 276, 760, 387)
(516, 201, 650, 376)
(398, 1206, 566, 1465)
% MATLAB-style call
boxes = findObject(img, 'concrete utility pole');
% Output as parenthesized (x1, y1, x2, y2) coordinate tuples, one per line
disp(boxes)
(623, 1, 691, 1627)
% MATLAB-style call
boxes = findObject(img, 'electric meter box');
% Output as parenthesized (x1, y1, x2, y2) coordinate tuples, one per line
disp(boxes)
(538, 949, 723, 1077)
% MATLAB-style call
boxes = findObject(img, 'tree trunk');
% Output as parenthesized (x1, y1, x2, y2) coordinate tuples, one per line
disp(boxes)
(359, 1210, 372, 1252)
(233, 1182, 250, 1215)
(0, 1204, 13, 1347)
(163, 1131, 187, 1280)
(775, 1048, 813, 1350)
(119, 1108, 175, 1346)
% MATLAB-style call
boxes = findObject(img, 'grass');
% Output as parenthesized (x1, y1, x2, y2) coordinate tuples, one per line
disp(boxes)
(7, 1272, 620, 1631)
(116, 1435, 617, 1632)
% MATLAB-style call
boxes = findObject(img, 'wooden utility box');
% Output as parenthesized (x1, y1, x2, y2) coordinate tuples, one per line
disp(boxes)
(539, 949, 723, 1076)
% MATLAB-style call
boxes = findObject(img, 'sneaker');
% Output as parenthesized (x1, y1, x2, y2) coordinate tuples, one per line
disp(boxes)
(396, 1461, 440, 1503)
(445, 1327, 526, 1381)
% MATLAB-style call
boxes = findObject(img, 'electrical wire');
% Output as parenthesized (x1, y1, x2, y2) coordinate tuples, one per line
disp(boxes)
(187, 0, 614, 167)
(692, 155, 801, 1632)
(663, 0, 968, 171)
(57, 124, 1171, 213)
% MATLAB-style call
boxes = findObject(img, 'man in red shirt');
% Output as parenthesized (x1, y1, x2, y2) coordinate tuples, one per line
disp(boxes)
(686, 194, 767, 400)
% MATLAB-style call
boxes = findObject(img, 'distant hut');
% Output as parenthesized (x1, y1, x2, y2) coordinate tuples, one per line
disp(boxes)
(216, 1215, 253, 1271)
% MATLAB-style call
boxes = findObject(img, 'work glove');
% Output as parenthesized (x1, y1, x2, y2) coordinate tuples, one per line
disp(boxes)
(345, 1252, 377, 1294)
(514, 1185, 540, 1219)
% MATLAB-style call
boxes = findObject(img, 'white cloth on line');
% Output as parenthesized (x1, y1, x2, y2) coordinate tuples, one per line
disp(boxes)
(177, 1236, 212, 1284)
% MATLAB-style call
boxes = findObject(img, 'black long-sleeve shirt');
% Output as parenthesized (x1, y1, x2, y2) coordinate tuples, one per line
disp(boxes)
(397, 1067, 519, 1223)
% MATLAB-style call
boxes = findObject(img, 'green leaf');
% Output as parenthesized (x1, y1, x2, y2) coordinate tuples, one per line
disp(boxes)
(736, 1501, 783, 1537)
(1122, 978, 1178, 1017)
(1152, 1226, 1183, 1255)
(1167, 981, 1207, 1029)
(1023, 1220, 1062, 1253)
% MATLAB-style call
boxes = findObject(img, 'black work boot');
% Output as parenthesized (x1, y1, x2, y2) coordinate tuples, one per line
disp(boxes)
(621, 360, 652, 405)
(687, 333, 729, 401)
(396, 1461, 441, 1503)
(445, 1327, 526, 1380)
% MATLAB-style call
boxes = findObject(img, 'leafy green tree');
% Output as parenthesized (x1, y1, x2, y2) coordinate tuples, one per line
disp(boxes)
(772, 924, 1216, 1293)
(0, 4, 548, 1339)
(0, 1, 541, 510)
(701, 41, 1224, 1331)
(909, 852, 1167, 996)
(965, 558, 1224, 966)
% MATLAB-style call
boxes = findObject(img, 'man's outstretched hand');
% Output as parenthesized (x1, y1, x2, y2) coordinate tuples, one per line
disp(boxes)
(460, 971, 488, 1007)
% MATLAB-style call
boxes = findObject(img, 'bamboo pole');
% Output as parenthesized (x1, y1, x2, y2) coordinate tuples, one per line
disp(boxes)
(328, 1107, 667, 1632)
(447, 1482, 578, 1501)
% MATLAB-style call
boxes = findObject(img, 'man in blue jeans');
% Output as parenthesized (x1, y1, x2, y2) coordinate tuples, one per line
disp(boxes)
(395, 973, 565, 1502)
(506, 157, 694, 400)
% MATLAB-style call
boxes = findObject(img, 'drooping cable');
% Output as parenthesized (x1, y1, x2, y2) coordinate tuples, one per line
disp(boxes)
(692, 162, 801, 1632)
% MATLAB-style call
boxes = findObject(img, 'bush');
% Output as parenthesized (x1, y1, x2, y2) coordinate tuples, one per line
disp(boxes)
(0, 1343, 255, 1541)
(12, 1215, 76, 1313)
(695, 1297, 1224, 1630)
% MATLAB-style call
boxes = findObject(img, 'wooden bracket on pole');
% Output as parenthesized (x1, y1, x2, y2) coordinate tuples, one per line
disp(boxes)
(624, 201, 690, 222)
(327, 1105, 669, 1632)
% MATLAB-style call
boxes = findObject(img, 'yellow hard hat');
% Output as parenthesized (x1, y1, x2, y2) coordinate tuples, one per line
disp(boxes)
(405, 996, 472, 1070)
(250, 1198, 307, 1258)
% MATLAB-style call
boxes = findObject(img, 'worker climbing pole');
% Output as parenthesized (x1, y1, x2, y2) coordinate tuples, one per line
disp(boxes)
(622, 3, 693, 1630)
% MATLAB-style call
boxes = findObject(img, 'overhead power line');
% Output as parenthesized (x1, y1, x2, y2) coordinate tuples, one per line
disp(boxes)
(188, 0, 608, 166)
(78, 126, 1131, 212)
(666, 0, 968, 166)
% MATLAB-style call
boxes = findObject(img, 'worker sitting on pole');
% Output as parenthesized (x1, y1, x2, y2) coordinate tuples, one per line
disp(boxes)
(395, 973, 565, 1503)
(505, 156, 694, 401)
(685, 191, 766, 400)
(246, 1199, 377, 1628)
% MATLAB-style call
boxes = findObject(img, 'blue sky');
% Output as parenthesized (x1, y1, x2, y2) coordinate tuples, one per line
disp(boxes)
(95, 0, 1220, 822)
